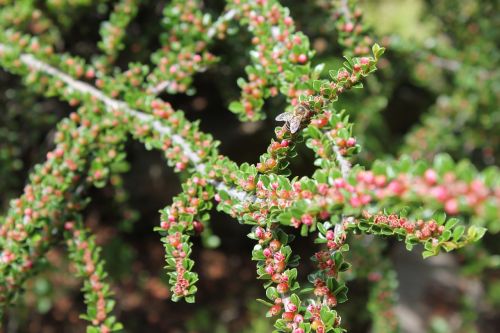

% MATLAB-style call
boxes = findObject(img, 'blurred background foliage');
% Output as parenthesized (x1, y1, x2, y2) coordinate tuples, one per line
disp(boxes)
(0, 0, 499, 332)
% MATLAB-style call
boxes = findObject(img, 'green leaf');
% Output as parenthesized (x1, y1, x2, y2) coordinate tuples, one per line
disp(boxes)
(453, 225, 465, 241)
(266, 287, 278, 300)
(466, 226, 487, 242)
(445, 218, 459, 230)
(112, 322, 124, 332)
(422, 250, 436, 259)
(312, 80, 322, 91)
(256, 298, 274, 307)
(228, 101, 244, 113)
(372, 43, 385, 59)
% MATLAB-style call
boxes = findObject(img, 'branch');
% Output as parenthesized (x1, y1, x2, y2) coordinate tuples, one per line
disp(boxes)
(0, 42, 257, 205)
(332, 144, 352, 179)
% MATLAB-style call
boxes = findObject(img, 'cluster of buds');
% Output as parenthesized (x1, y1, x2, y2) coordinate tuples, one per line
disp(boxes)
(147, 0, 218, 95)
(325, 0, 374, 56)
(95, 0, 139, 71)
(354, 166, 498, 218)
(65, 220, 122, 333)
(364, 212, 445, 242)
(158, 175, 214, 302)
(312, 279, 337, 307)
(228, 0, 314, 120)
(0, 100, 128, 314)
(254, 227, 288, 281)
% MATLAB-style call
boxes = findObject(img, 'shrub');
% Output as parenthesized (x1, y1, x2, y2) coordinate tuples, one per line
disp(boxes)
(0, 0, 498, 332)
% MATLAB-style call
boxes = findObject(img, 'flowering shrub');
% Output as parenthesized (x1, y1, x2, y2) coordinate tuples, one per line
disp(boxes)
(0, 0, 498, 332)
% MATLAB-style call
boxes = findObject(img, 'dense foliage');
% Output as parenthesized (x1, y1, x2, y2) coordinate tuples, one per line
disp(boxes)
(0, 0, 498, 332)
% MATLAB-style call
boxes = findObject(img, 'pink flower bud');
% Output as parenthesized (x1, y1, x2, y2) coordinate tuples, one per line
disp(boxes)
(319, 210, 330, 220)
(349, 196, 362, 208)
(387, 180, 405, 195)
(362, 171, 374, 184)
(346, 137, 356, 147)
(444, 198, 459, 215)
(374, 175, 386, 186)
(424, 169, 438, 185)
(333, 178, 346, 188)
(360, 57, 370, 65)
(344, 22, 354, 32)
(265, 265, 275, 275)
(277, 282, 289, 293)
(301, 214, 313, 226)
(285, 302, 297, 312)
(175, 162, 185, 170)
(274, 252, 285, 262)
(431, 186, 448, 202)
(255, 227, 265, 239)
(317, 183, 328, 195)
